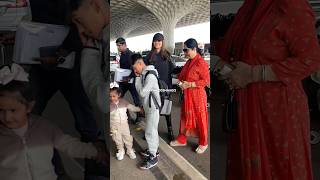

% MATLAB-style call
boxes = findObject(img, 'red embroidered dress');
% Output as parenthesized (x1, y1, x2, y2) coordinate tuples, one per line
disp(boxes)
(217, 0, 320, 179)
(176, 53, 210, 146)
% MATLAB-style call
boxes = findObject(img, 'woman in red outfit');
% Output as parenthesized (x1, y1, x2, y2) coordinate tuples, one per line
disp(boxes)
(170, 38, 210, 154)
(216, 0, 320, 179)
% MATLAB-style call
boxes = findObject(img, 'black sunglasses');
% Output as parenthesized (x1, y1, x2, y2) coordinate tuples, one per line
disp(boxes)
(183, 48, 191, 52)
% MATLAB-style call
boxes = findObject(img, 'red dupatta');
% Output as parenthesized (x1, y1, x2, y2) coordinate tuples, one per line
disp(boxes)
(179, 53, 201, 129)
(218, 0, 313, 63)
(216, 0, 315, 179)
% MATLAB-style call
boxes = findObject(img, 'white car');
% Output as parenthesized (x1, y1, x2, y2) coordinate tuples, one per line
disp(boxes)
(171, 55, 187, 85)
(110, 54, 120, 72)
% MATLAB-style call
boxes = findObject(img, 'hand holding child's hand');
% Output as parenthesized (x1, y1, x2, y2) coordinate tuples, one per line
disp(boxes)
(140, 107, 145, 116)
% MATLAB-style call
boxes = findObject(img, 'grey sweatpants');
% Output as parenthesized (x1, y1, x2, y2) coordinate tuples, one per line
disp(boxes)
(145, 108, 160, 156)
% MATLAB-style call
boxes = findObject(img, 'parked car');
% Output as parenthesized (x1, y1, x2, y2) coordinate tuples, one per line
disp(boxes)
(110, 53, 119, 72)
(171, 55, 186, 85)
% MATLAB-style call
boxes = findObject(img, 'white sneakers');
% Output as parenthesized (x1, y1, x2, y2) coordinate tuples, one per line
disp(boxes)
(126, 149, 136, 159)
(116, 150, 125, 160)
(116, 149, 136, 160)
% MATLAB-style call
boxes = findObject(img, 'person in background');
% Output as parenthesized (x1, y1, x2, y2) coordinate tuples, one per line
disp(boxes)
(28, 0, 101, 178)
(70, 0, 109, 113)
(70, 0, 110, 178)
(115, 37, 142, 123)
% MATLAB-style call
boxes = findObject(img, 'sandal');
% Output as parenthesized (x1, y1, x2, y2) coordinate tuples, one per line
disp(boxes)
(169, 140, 186, 147)
(195, 145, 208, 154)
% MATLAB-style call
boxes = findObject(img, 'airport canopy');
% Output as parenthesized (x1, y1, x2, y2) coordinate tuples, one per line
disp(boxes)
(110, 0, 210, 41)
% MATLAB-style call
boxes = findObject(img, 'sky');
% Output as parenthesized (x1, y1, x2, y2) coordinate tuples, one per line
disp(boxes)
(110, 22, 210, 53)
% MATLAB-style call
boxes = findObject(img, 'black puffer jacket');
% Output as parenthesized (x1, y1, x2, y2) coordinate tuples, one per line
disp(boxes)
(146, 53, 175, 88)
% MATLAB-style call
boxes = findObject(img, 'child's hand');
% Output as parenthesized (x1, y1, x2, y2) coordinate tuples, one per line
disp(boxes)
(140, 107, 144, 114)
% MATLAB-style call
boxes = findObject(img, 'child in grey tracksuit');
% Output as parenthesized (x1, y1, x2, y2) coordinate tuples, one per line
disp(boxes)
(135, 64, 161, 170)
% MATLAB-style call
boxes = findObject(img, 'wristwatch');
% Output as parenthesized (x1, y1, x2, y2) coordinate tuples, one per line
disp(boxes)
(57, 56, 66, 64)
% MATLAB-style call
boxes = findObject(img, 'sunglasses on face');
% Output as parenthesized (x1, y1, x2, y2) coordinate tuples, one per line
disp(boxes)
(183, 48, 192, 52)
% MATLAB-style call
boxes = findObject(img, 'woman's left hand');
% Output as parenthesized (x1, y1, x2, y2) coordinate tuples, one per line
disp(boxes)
(181, 81, 191, 90)
(226, 61, 253, 89)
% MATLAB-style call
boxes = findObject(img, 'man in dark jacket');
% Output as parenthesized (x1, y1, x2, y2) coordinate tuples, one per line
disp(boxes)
(115, 38, 142, 122)
(27, 0, 103, 179)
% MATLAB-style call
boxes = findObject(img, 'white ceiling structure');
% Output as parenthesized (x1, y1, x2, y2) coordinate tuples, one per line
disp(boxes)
(110, 0, 210, 41)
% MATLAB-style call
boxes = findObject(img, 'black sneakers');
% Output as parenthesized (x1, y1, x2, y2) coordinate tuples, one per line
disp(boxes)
(140, 149, 160, 157)
(139, 153, 158, 170)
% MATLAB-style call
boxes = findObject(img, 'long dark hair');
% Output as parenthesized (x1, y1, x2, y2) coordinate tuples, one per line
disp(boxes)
(147, 40, 171, 64)
(184, 38, 204, 57)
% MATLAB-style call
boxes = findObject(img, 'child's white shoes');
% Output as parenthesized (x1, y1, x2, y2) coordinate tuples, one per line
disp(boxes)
(127, 149, 136, 159)
(116, 149, 136, 160)
(116, 150, 125, 160)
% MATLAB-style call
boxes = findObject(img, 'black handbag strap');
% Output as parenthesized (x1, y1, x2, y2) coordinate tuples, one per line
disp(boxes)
(149, 92, 161, 109)
(224, 89, 237, 133)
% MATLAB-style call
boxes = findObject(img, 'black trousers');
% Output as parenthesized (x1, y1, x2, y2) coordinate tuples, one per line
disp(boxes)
(119, 81, 141, 107)
(29, 65, 98, 142)
(29, 64, 102, 179)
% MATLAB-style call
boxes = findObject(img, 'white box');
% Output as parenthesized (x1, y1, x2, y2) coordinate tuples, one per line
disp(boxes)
(0, 1, 30, 31)
(114, 68, 132, 82)
(13, 21, 74, 69)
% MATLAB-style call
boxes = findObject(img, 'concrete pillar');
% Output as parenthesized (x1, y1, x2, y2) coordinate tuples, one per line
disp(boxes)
(162, 19, 178, 54)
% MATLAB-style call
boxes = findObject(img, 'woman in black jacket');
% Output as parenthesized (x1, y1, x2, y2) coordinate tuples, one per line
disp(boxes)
(146, 33, 175, 141)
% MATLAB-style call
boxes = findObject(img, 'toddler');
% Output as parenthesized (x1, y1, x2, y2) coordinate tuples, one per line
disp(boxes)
(110, 87, 142, 160)
(0, 64, 105, 180)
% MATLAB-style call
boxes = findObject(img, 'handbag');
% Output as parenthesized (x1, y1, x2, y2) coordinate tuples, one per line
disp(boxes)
(223, 89, 237, 132)
(160, 99, 172, 115)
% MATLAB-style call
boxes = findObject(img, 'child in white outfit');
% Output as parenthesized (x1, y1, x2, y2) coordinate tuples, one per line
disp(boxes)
(110, 87, 142, 160)
(0, 64, 106, 180)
